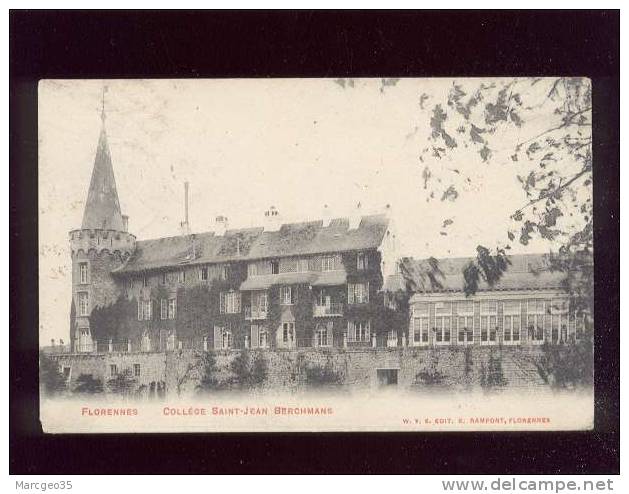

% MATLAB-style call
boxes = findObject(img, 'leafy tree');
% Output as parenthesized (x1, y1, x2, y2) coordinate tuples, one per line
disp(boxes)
(196, 352, 222, 394)
(39, 352, 67, 397)
(530, 330, 594, 389)
(89, 295, 138, 343)
(304, 360, 342, 387)
(415, 352, 445, 387)
(229, 350, 268, 388)
(480, 351, 508, 389)
(415, 77, 592, 310)
(107, 368, 136, 397)
(74, 373, 104, 394)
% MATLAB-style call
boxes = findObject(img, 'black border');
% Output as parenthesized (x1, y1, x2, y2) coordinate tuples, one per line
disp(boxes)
(10, 10, 619, 474)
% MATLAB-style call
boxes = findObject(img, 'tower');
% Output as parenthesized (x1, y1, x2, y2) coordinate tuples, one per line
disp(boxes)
(68, 94, 136, 352)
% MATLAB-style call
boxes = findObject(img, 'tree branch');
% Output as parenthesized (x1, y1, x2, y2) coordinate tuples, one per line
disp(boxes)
(516, 165, 591, 213)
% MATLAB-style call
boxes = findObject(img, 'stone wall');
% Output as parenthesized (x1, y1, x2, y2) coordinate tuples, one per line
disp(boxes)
(49, 346, 548, 397)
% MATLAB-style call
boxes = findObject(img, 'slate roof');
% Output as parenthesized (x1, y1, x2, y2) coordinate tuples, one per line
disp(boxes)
(81, 127, 125, 231)
(385, 253, 568, 296)
(114, 214, 389, 275)
(240, 272, 318, 291)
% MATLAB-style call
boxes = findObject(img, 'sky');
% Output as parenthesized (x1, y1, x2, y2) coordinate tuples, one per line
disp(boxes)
(38, 78, 577, 344)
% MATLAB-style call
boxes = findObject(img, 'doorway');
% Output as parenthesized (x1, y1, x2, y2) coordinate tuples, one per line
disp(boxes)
(377, 368, 399, 386)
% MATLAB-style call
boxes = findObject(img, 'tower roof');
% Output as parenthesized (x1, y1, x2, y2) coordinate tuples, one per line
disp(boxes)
(81, 122, 125, 231)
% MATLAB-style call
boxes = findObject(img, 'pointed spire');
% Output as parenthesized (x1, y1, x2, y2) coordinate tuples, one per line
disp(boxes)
(100, 86, 106, 124)
(81, 90, 124, 231)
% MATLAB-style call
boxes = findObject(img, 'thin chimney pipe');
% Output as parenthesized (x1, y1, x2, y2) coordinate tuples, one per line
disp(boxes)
(184, 181, 189, 226)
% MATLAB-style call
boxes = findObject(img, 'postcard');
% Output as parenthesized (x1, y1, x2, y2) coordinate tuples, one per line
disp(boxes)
(38, 78, 594, 432)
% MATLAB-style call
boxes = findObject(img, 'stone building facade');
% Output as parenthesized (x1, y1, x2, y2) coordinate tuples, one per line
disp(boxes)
(69, 112, 588, 357)
(386, 255, 591, 348)
(70, 113, 402, 354)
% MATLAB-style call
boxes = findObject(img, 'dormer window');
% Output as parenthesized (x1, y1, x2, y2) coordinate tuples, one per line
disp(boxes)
(248, 263, 258, 277)
(270, 260, 280, 275)
(298, 258, 309, 273)
(357, 252, 368, 270)
(322, 256, 336, 271)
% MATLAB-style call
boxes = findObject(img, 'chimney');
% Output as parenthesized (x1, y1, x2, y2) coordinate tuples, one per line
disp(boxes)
(322, 204, 332, 227)
(180, 181, 190, 235)
(215, 215, 229, 236)
(264, 206, 282, 232)
(349, 202, 362, 230)
(122, 215, 129, 232)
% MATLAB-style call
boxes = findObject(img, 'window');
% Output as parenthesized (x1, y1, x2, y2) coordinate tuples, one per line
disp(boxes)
(480, 300, 498, 345)
(133, 364, 141, 377)
(143, 276, 149, 288)
(322, 256, 336, 271)
(214, 326, 232, 350)
(222, 265, 230, 280)
(315, 323, 332, 347)
(527, 314, 545, 343)
(161, 299, 168, 320)
(298, 259, 309, 273)
(214, 326, 232, 349)
(387, 330, 398, 347)
(252, 291, 268, 312)
(412, 303, 429, 345)
(280, 286, 294, 305)
(138, 299, 152, 321)
(503, 315, 521, 344)
(281, 322, 295, 346)
(248, 263, 258, 277)
(527, 299, 545, 314)
(259, 327, 268, 348)
(434, 302, 452, 344)
(126, 279, 133, 292)
(348, 320, 370, 342)
(527, 299, 546, 344)
(457, 300, 474, 315)
(348, 282, 369, 304)
(251, 325, 269, 348)
(222, 329, 232, 349)
(110, 364, 118, 377)
(458, 316, 474, 344)
(357, 252, 368, 270)
(413, 317, 430, 344)
(503, 300, 521, 344)
(77, 292, 89, 316)
(199, 266, 209, 281)
(220, 291, 241, 314)
(79, 262, 89, 284)
(168, 298, 177, 319)
(161, 272, 167, 285)
(177, 270, 185, 283)
(550, 299, 569, 343)
(270, 260, 280, 275)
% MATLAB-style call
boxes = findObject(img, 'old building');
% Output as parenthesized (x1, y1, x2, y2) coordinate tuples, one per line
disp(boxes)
(387, 254, 591, 348)
(69, 114, 401, 353)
